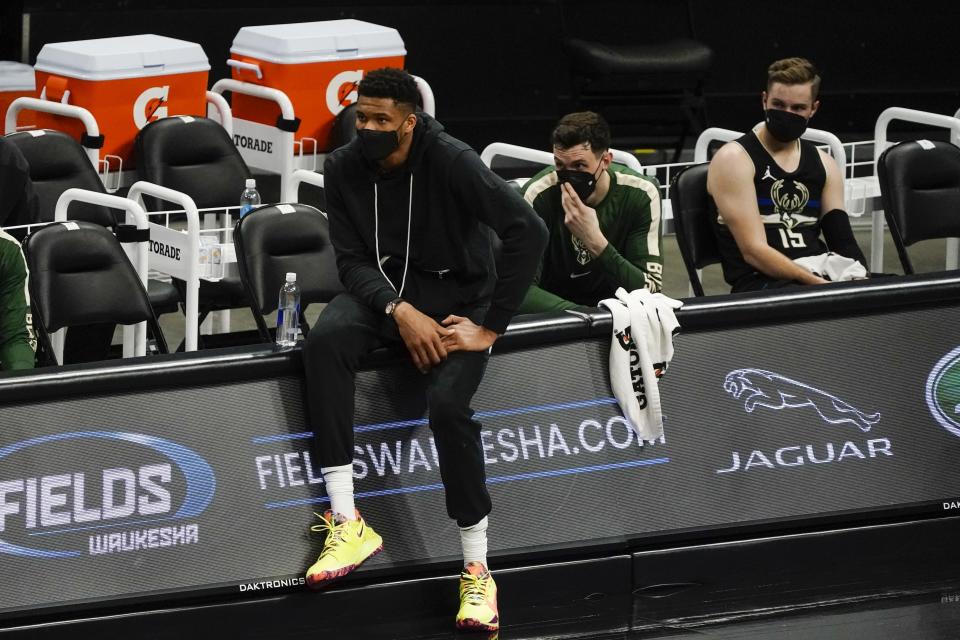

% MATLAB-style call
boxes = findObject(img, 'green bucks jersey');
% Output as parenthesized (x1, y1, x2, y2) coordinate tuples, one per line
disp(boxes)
(519, 163, 663, 313)
(0, 230, 35, 370)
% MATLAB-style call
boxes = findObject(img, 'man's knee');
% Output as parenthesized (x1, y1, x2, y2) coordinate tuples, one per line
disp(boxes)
(304, 317, 353, 360)
(304, 296, 369, 361)
(427, 391, 472, 432)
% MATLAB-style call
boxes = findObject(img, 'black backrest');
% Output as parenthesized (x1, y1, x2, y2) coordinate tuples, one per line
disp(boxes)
(671, 163, 719, 296)
(5, 130, 116, 226)
(234, 203, 343, 316)
(23, 221, 157, 332)
(331, 103, 358, 150)
(878, 140, 960, 274)
(135, 116, 251, 210)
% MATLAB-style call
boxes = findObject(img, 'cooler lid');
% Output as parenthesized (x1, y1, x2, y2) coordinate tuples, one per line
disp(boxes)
(0, 62, 35, 91)
(34, 34, 210, 80)
(231, 19, 405, 64)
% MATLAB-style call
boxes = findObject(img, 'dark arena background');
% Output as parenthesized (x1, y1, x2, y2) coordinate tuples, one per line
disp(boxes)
(2, 1, 960, 638)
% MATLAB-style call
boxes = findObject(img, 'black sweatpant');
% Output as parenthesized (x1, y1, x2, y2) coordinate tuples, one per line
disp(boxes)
(303, 292, 492, 527)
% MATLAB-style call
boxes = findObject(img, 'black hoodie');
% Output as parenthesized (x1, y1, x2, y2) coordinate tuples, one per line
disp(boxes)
(323, 113, 547, 334)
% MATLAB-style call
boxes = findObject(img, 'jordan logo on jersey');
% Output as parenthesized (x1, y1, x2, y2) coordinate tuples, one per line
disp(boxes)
(770, 178, 810, 228)
(761, 165, 775, 181)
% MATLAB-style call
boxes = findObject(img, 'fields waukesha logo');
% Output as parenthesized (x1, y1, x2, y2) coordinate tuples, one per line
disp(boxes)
(927, 347, 960, 439)
(0, 432, 215, 558)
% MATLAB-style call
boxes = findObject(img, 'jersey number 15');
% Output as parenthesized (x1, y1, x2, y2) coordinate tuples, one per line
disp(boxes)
(778, 228, 806, 248)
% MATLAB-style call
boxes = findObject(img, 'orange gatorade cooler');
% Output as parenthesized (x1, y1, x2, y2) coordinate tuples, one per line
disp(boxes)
(229, 19, 405, 161)
(0, 62, 37, 129)
(33, 34, 210, 165)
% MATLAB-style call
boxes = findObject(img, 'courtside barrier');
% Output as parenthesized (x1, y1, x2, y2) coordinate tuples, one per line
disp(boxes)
(2, 273, 960, 622)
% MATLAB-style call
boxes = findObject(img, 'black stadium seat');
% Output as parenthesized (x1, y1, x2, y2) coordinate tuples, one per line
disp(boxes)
(6, 129, 180, 327)
(878, 140, 960, 275)
(135, 116, 253, 342)
(233, 203, 343, 342)
(22, 221, 168, 367)
(135, 116, 252, 211)
(671, 163, 720, 296)
(5, 129, 116, 227)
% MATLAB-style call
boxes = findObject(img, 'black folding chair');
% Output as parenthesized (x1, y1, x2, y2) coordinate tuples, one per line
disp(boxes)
(7, 129, 180, 316)
(671, 163, 720, 296)
(135, 116, 253, 339)
(877, 140, 960, 274)
(233, 204, 343, 342)
(22, 221, 168, 366)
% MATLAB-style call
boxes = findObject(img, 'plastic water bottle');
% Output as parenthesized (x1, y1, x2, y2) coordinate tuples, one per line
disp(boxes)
(240, 178, 261, 218)
(276, 272, 301, 348)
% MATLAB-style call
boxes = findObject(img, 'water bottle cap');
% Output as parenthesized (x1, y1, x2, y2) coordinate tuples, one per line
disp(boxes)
(245, 178, 256, 189)
(285, 272, 296, 282)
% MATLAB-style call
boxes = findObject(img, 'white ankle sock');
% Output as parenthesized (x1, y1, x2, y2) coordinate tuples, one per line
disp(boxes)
(459, 516, 489, 568)
(321, 464, 356, 520)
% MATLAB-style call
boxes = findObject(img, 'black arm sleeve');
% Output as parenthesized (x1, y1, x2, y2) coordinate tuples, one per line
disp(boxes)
(821, 209, 867, 267)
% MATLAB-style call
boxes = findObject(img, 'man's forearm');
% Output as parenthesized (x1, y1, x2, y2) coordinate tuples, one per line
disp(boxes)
(745, 245, 824, 284)
(337, 257, 399, 312)
(517, 285, 581, 314)
(594, 244, 662, 293)
(0, 339, 34, 371)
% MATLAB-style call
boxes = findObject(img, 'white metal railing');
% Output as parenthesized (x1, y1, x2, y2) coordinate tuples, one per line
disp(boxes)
(480, 142, 553, 169)
(412, 75, 437, 118)
(693, 125, 846, 175)
(479, 142, 643, 173)
(205, 90, 234, 137)
(126, 183, 203, 352)
(53, 189, 150, 361)
(693, 127, 741, 163)
(212, 79, 299, 203)
(291, 170, 326, 216)
(5, 97, 101, 169)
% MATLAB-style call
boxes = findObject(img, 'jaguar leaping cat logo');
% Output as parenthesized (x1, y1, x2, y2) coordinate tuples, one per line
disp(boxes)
(723, 368, 880, 432)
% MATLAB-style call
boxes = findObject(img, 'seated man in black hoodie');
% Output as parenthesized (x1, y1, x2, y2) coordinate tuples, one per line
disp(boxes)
(301, 68, 547, 631)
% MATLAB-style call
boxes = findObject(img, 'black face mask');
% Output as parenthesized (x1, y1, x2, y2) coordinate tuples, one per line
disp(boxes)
(764, 108, 808, 143)
(557, 161, 604, 202)
(357, 123, 406, 163)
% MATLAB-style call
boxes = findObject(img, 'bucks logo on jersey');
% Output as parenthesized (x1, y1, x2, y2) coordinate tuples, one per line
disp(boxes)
(571, 235, 591, 265)
(770, 178, 811, 228)
(767, 178, 816, 249)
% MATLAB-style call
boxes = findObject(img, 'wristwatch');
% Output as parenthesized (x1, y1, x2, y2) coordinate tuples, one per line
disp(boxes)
(385, 297, 404, 316)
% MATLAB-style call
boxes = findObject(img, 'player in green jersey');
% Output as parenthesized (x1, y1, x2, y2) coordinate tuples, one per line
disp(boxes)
(519, 112, 663, 313)
(0, 138, 37, 370)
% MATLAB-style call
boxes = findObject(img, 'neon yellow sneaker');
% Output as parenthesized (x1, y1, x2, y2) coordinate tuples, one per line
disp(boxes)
(456, 562, 499, 631)
(305, 510, 383, 589)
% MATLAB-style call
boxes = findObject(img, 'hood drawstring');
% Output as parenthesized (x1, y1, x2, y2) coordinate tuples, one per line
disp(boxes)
(374, 173, 413, 296)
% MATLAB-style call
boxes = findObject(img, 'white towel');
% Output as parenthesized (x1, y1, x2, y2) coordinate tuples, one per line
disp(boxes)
(599, 288, 683, 443)
(793, 252, 868, 281)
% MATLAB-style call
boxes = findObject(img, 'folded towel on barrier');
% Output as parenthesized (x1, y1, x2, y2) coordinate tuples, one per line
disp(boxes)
(598, 287, 683, 443)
